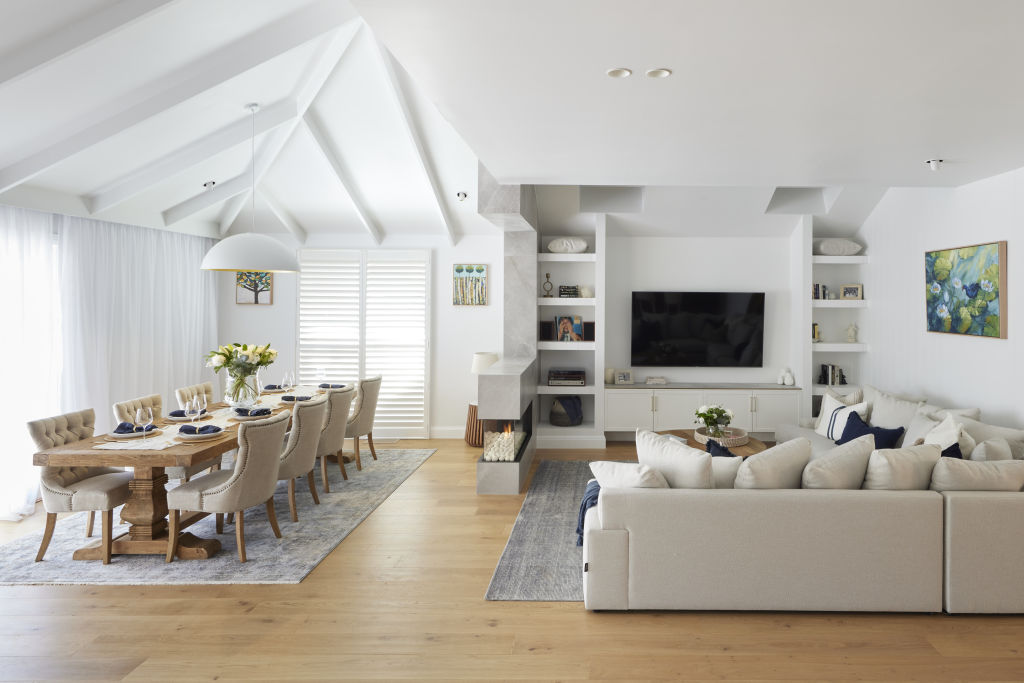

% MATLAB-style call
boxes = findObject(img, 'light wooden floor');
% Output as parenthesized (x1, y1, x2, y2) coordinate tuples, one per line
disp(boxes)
(4, 439, 1024, 681)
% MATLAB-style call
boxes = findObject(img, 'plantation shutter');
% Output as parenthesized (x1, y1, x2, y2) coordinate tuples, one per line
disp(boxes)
(298, 249, 430, 438)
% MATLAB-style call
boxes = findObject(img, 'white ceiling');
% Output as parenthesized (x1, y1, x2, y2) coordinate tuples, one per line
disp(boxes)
(353, 0, 1024, 188)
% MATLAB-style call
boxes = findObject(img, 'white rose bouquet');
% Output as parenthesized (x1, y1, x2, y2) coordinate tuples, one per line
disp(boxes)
(694, 404, 734, 439)
(206, 343, 278, 406)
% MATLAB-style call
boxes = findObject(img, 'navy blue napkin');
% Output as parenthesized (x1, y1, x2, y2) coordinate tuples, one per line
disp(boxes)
(282, 395, 311, 402)
(168, 409, 207, 418)
(319, 383, 345, 389)
(113, 422, 156, 434)
(264, 384, 282, 390)
(178, 424, 222, 435)
(235, 407, 271, 417)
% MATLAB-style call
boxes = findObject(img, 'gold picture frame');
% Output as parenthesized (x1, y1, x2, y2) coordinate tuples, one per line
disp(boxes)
(839, 284, 863, 300)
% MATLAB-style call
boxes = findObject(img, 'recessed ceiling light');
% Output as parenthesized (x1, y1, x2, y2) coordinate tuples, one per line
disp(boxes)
(646, 68, 672, 78)
(606, 68, 632, 79)
(925, 159, 944, 171)
(203, 180, 216, 189)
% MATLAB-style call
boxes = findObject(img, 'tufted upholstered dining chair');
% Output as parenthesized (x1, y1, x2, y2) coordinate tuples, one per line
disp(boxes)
(112, 392, 219, 482)
(345, 376, 382, 471)
(27, 408, 132, 564)
(317, 386, 355, 493)
(165, 410, 290, 563)
(174, 382, 215, 410)
(276, 396, 328, 522)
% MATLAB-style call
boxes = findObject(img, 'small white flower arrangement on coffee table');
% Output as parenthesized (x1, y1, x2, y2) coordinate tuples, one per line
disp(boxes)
(693, 404, 748, 447)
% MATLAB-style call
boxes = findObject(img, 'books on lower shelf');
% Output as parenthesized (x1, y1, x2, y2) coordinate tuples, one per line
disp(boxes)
(817, 363, 848, 387)
(548, 368, 585, 386)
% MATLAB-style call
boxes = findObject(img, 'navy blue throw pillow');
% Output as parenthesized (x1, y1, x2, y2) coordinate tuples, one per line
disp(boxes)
(705, 440, 737, 457)
(836, 412, 904, 449)
(941, 443, 964, 459)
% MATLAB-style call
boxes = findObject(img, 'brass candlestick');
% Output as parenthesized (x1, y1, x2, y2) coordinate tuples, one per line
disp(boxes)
(542, 273, 553, 297)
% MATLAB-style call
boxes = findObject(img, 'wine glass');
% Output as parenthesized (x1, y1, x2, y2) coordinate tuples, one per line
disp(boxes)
(197, 392, 208, 417)
(136, 407, 153, 442)
(185, 397, 200, 425)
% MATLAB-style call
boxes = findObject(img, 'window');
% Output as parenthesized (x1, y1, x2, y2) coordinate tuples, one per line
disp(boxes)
(298, 250, 430, 438)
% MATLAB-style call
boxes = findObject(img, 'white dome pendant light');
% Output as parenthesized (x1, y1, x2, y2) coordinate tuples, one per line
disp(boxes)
(200, 103, 300, 272)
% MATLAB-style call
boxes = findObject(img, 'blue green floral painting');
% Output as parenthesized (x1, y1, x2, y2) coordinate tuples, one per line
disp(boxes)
(925, 241, 1006, 338)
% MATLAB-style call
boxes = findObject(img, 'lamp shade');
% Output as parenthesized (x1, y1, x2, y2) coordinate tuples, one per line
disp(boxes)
(200, 233, 300, 272)
(471, 351, 499, 374)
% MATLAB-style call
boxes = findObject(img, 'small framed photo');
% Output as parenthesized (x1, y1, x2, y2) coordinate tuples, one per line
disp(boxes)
(236, 271, 273, 305)
(614, 369, 634, 385)
(840, 284, 864, 300)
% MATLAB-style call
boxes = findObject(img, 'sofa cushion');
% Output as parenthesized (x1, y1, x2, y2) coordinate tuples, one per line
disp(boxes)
(955, 416, 1024, 460)
(802, 434, 874, 489)
(924, 414, 977, 458)
(589, 461, 668, 489)
(863, 444, 941, 490)
(930, 458, 1024, 492)
(776, 423, 837, 459)
(815, 394, 868, 441)
(813, 387, 864, 429)
(903, 408, 940, 451)
(711, 457, 743, 489)
(635, 429, 712, 489)
(863, 385, 924, 418)
(864, 385, 924, 432)
(837, 412, 904, 449)
(735, 438, 811, 489)
(927, 406, 982, 421)
(971, 438, 1014, 462)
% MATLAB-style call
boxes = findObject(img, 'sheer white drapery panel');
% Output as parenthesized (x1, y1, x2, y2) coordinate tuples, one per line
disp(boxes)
(0, 206, 61, 520)
(59, 216, 218, 434)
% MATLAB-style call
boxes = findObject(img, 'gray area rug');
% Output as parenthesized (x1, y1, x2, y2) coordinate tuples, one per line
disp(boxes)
(0, 449, 434, 585)
(485, 459, 592, 601)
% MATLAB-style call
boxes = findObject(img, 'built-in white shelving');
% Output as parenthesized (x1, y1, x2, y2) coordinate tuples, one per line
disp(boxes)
(812, 299, 868, 308)
(812, 255, 870, 265)
(537, 253, 597, 262)
(812, 384, 862, 396)
(537, 341, 596, 351)
(537, 419, 596, 436)
(536, 384, 598, 395)
(813, 343, 869, 353)
(537, 297, 596, 306)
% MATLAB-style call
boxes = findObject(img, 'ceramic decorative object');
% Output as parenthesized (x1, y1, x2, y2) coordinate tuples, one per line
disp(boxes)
(818, 238, 863, 256)
(846, 323, 859, 343)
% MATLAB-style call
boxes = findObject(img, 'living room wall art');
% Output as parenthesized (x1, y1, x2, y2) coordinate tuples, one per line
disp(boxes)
(925, 241, 1007, 338)
(453, 264, 487, 305)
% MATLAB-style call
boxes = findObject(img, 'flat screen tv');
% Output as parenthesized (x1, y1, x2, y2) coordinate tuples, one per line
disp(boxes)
(631, 291, 765, 367)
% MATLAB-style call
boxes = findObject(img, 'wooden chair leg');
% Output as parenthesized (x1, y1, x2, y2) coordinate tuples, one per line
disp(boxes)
(306, 471, 320, 504)
(102, 509, 113, 565)
(35, 512, 57, 562)
(266, 498, 282, 539)
(235, 511, 246, 563)
(85, 510, 95, 538)
(320, 455, 331, 493)
(354, 438, 362, 471)
(287, 479, 298, 522)
(337, 449, 348, 480)
(368, 432, 378, 460)
(227, 512, 234, 525)
(183, 475, 190, 483)
(165, 510, 180, 563)
(216, 513, 224, 534)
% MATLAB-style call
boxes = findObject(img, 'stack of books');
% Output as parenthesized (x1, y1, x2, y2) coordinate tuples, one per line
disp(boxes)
(817, 363, 847, 386)
(812, 284, 831, 300)
(548, 369, 586, 386)
(558, 285, 581, 298)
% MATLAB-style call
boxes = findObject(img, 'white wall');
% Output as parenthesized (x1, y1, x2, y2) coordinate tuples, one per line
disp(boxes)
(216, 234, 503, 437)
(605, 236, 793, 384)
(858, 167, 1024, 428)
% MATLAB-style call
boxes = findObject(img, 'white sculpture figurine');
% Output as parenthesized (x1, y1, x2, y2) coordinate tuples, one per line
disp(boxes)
(847, 323, 859, 343)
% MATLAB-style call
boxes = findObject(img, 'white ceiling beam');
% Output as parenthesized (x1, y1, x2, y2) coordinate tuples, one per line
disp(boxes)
(369, 32, 457, 245)
(85, 99, 298, 215)
(214, 22, 363, 235)
(261, 188, 307, 244)
(0, 0, 180, 89)
(301, 115, 382, 245)
(0, 0, 358, 195)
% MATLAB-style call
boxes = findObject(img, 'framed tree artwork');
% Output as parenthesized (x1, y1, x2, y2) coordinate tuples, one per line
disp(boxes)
(236, 271, 273, 305)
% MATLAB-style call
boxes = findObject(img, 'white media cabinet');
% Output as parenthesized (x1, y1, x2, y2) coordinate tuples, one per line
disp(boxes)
(604, 383, 801, 436)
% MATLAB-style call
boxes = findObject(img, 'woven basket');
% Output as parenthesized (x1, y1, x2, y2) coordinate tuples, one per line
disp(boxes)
(694, 427, 750, 448)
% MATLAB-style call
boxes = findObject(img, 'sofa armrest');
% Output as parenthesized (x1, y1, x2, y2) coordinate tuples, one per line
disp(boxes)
(582, 507, 628, 610)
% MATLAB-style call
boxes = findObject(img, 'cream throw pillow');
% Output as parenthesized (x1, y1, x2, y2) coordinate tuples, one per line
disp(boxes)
(862, 385, 924, 422)
(863, 444, 941, 490)
(635, 429, 713, 488)
(971, 438, 1014, 462)
(735, 438, 811, 489)
(930, 458, 1024, 492)
(813, 387, 864, 429)
(956, 416, 1024, 460)
(868, 392, 924, 432)
(802, 435, 875, 489)
(589, 461, 668, 489)
(903, 407, 940, 449)
(711, 457, 743, 489)
(815, 394, 868, 441)
(924, 414, 977, 457)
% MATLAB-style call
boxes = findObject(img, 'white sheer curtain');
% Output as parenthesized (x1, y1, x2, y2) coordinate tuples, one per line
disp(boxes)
(0, 207, 61, 520)
(59, 215, 219, 433)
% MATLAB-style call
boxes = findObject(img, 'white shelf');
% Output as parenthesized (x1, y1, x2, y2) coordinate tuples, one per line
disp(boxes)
(537, 253, 597, 262)
(536, 384, 597, 395)
(813, 343, 869, 353)
(537, 297, 596, 306)
(812, 384, 862, 396)
(537, 341, 596, 351)
(812, 255, 869, 265)
(812, 299, 868, 308)
(537, 419, 597, 435)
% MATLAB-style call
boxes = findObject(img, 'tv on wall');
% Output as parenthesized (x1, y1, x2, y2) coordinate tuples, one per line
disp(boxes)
(631, 291, 765, 367)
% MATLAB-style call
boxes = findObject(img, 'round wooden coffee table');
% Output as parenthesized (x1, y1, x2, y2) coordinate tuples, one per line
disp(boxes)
(659, 429, 768, 458)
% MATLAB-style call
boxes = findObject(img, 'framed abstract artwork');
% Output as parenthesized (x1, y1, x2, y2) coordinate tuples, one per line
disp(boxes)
(453, 264, 487, 305)
(925, 241, 1006, 338)
(236, 271, 273, 305)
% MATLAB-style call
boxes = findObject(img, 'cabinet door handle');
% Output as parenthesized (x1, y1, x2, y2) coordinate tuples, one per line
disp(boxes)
(651, 395, 656, 412)
(750, 395, 756, 413)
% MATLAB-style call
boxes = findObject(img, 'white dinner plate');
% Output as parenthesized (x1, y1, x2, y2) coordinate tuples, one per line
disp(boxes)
(176, 429, 226, 441)
(108, 429, 162, 440)
(165, 413, 212, 422)
(262, 388, 286, 394)
(230, 412, 274, 422)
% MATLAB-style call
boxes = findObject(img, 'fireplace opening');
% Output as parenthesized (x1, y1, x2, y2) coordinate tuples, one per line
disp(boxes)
(481, 402, 533, 462)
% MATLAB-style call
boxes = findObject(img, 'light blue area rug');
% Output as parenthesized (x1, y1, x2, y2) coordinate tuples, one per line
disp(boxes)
(485, 460, 591, 601)
(0, 449, 434, 585)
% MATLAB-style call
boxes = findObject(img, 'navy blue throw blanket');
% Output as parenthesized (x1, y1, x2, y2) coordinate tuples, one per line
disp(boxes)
(576, 479, 601, 546)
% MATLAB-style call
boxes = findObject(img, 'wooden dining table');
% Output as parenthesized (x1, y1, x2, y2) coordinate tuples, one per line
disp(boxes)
(32, 401, 290, 561)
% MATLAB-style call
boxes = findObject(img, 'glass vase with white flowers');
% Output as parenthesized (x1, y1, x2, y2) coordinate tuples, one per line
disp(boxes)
(206, 343, 278, 409)
(695, 404, 734, 439)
